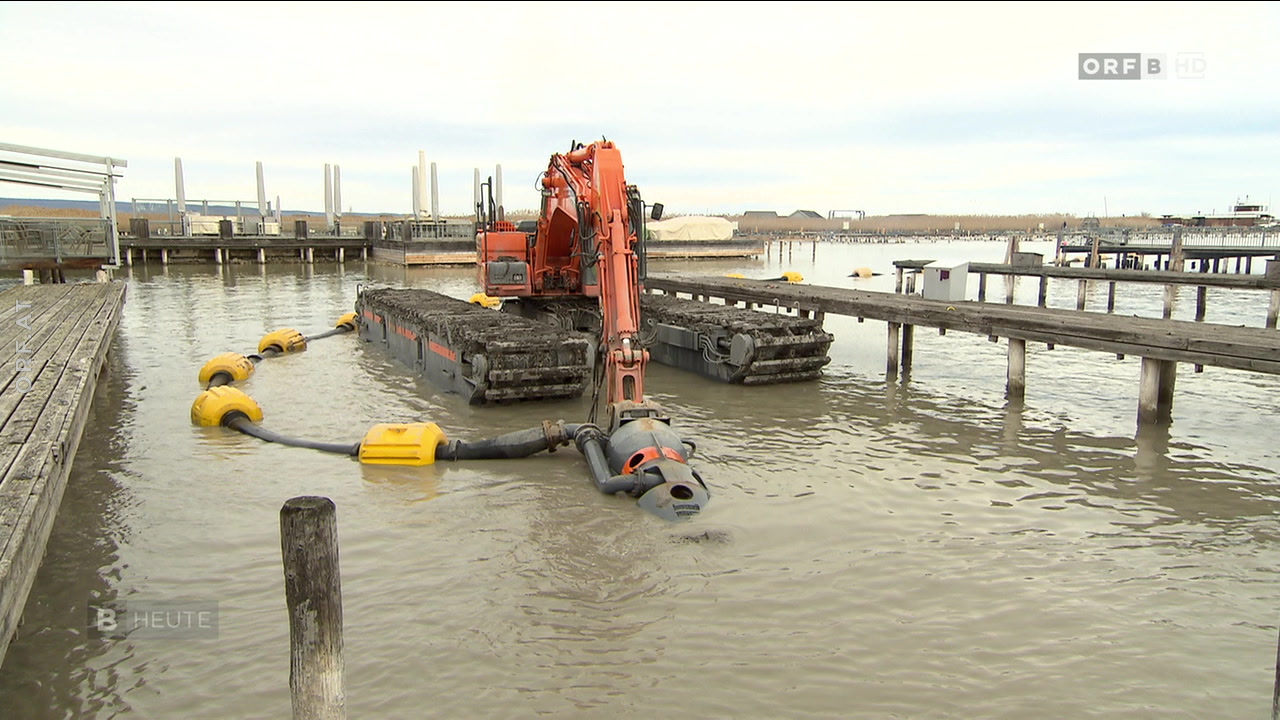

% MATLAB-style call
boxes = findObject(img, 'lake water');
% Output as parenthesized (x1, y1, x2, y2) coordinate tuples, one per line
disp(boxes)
(1, 240, 1278, 718)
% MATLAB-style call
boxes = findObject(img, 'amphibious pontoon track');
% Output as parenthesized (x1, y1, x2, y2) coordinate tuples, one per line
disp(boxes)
(504, 294, 834, 385)
(357, 288, 591, 404)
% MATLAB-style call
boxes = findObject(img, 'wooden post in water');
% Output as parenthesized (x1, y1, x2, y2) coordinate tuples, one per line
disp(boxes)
(1267, 290, 1280, 330)
(281, 496, 346, 720)
(1076, 278, 1087, 311)
(1195, 286, 1207, 322)
(1170, 227, 1185, 271)
(1037, 276, 1048, 307)
(977, 273, 987, 302)
(895, 266, 904, 293)
(1006, 338, 1026, 399)
(1089, 235, 1101, 269)
(1107, 281, 1117, 312)
(886, 323, 900, 380)
(1138, 358, 1176, 425)
(901, 324, 914, 374)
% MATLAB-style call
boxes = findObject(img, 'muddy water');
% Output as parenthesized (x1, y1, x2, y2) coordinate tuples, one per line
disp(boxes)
(1, 240, 1278, 718)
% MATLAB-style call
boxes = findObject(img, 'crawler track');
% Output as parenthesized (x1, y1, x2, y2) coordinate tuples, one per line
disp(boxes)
(504, 294, 834, 385)
(357, 288, 590, 404)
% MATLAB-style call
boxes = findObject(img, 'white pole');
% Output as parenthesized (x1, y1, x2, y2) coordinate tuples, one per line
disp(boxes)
(430, 162, 439, 222)
(418, 150, 428, 218)
(411, 168, 421, 218)
(495, 164, 504, 219)
(174, 157, 187, 214)
(256, 162, 267, 217)
(334, 165, 342, 220)
(324, 164, 334, 229)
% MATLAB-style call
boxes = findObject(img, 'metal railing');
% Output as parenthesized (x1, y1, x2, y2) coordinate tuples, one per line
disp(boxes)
(0, 217, 114, 263)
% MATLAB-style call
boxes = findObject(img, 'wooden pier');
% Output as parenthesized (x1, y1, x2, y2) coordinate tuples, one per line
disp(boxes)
(120, 235, 371, 265)
(0, 281, 126, 667)
(643, 274, 1280, 425)
(893, 259, 1280, 327)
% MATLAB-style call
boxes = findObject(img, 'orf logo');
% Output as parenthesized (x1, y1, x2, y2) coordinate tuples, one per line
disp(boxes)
(1079, 53, 1142, 80)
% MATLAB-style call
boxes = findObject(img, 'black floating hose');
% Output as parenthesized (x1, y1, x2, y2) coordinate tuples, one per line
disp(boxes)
(305, 326, 354, 342)
(225, 413, 360, 456)
(435, 421, 578, 461)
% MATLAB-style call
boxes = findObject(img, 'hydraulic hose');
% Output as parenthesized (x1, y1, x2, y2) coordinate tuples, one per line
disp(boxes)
(225, 413, 360, 456)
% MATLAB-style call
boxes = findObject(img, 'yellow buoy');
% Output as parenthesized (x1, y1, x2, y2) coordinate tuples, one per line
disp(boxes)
(852, 267, 873, 278)
(198, 352, 255, 384)
(359, 422, 448, 466)
(468, 293, 502, 309)
(258, 328, 307, 354)
(190, 386, 263, 426)
(334, 311, 358, 329)
(725, 273, 746, 279)
(780, 271, 804, 283)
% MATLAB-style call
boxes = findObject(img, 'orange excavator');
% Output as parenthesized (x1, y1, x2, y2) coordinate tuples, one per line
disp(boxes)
(477, 140, 709, 518)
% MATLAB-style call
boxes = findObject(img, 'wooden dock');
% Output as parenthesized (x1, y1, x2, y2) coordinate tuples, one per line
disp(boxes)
(643, 274, 1280, 425)
(120, 235, 371, 265)
(0, 281, 126, 667)
(892, 259, 1280, 327)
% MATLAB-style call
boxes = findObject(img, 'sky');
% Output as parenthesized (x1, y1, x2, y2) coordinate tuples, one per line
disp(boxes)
(1, 1, 1277, 218)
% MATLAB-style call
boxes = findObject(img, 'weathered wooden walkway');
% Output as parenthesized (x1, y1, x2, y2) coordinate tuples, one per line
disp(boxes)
(0, 282, 126, 667)
(892, 259, 1280, 327)
(644, 274, 1280, 425)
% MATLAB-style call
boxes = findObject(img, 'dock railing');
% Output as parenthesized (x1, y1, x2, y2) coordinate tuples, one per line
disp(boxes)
(0, 216, 114, 266)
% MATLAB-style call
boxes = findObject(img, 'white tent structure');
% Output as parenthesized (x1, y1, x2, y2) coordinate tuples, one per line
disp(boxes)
(646, 215, 736, 242)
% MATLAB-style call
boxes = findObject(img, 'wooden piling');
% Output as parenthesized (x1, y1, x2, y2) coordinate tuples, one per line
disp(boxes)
(280, 496, 346, 720)
(1006, 338, 1026, 399)
(1037, 276, 1048, 307)
(1267, 290, 1280, 330)
(887, 323, 900, 379)
(160, 248, 169, 265)
(978, 273, 987, 302)
(1107, 281, 1117, 312)
(895, 266, 904, 293)
(1195, 286, 1207, 322)
(258, 248, 266, 264)
(1138, 358, 1176, 424)
(214, 248, 223, 265)
(1170, 227, 1185, 271)
(901, 324, 914, 373)
(1163, 285, 1176, 320)
(1076, 279, 1087, 311)
(1004, 275, 1014, 304)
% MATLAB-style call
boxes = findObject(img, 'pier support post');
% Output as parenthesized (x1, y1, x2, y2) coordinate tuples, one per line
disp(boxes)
(1138, 357, 1176, 425)
(306, 247, 314, 264)
(978, 273, 987, 302)
(901, 324, 914, 374)
(1162, 285, 1176, 319)
(214, 248, 223, 265)
(895, 266, 904, 293)
(258, 248, 266, 264)
(124, 248, 132, 266)
(1267, 290, 1280, 330)
(1195, 286, 1207, 322)
(280, 496, 346, 720)
(887, 323, 901, 380)
(1076, 279, 1087, 311)
(1107, 281, 1117, 312)
(1037, 276, 1048, 307)
(22, 269, 34, 285)
(1246, 256, 1253, 274)
(337, 247, 345, 263)
(361, 247, 368, 261)
(160, 248, 169, 265)
(1006, 338, 1026, 400)
(1004, 275, 1014, 304)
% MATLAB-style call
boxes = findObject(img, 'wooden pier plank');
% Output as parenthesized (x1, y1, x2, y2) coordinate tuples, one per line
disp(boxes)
(0, 282, 125, 667)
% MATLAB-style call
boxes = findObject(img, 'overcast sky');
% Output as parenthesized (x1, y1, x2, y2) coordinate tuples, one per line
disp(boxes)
(2, 1, 1277, 217)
